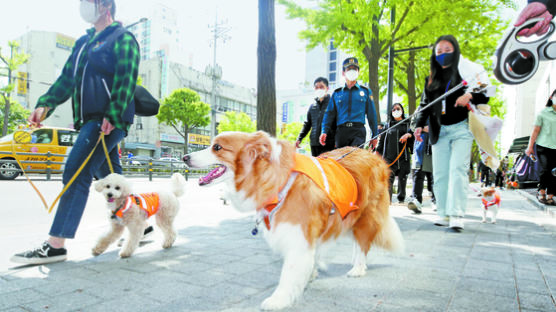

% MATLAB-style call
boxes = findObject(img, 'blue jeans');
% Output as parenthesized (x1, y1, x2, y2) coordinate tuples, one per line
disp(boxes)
(431, 120, 473, 218)
(49, 121, 125, 238)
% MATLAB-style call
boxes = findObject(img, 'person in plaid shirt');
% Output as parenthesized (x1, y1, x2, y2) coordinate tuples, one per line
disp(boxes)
(12, 0, 140, 265)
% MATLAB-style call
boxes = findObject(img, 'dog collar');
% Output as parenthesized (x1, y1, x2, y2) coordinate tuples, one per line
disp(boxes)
(252, 172, 299, 235)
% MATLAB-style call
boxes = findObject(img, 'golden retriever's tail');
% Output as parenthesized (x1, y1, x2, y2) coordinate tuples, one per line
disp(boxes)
(170, 173, 186, 197)
(374, 216, 405, 255)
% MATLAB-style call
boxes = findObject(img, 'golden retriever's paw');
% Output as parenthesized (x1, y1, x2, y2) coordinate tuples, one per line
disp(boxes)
(119, 250, 133, 258)
(91, 246, 105, 256)
(260, 293, 293, 311)
(346, 265, 367, 277)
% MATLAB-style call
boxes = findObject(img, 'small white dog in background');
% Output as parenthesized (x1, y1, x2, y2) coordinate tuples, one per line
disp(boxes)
(92, 173, 185, 258)
(481, 187, 501, 224)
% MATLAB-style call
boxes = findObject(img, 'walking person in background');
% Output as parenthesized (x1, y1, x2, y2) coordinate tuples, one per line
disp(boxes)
(526, 89, 556, 205)
(376, 103, 413, 204)
(408, 115, 435, 214)
(413, 35, 490, 231)
(11, 0, 140, 264)
(296, 77, 336, 156)
(319, 57, 378, 149)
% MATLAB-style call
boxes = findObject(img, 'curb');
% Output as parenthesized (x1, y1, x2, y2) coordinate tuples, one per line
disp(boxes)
(517, 189, 556, 218)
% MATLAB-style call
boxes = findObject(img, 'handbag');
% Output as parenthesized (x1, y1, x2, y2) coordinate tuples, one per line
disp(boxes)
(134, 85, 160, 116)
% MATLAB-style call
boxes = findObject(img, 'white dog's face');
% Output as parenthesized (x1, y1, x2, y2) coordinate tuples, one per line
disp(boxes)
(94, 173, 131, 203)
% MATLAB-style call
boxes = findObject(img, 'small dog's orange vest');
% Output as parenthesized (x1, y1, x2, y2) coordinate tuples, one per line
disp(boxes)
(481, 193, 500, 209)
(115, 193, 161, 219)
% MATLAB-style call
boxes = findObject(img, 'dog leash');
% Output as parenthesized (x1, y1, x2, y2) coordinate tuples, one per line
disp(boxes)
(12, 132, 113, 213)
(385, 141, 407, 168)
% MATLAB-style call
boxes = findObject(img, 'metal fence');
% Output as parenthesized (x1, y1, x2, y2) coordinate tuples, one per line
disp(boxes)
(0, 151, 210, 181)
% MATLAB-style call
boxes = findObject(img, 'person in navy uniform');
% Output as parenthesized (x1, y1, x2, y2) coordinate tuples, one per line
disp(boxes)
(319, 57, 378, 149)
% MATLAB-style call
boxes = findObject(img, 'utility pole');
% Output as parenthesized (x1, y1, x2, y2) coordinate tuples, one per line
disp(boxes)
(208, 10, 230, 138)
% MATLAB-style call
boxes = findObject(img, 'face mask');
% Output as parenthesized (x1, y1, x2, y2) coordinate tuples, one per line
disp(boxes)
(80, 0, 102, 24)
(314, 89, 326, 99)
(392, 110, 402, 119)
(436, 52, 454, 67)
(344, 69, 359, 82)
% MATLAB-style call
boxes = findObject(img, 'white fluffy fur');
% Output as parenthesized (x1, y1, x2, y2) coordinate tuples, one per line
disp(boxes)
(261, 223, 314, 310)
(481, 194, 501, 224)
(92, 173, 185, 258)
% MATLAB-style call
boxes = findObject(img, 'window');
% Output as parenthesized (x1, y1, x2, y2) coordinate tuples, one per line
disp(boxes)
(329, 72, 336, 83)
(329, 62, 336, 72)
(330, 51, 337, 61)
(31, 129, 53, 144)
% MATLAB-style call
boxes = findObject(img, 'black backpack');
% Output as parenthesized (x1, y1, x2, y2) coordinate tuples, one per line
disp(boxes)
(134, 85, 159, 116)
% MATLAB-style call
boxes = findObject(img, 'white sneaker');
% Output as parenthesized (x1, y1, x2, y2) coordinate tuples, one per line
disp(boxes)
(431, 202, 437, 212)
(408, 199, 422, 214)
(449, 216, 464, 230)
(433, 216, 449, 226)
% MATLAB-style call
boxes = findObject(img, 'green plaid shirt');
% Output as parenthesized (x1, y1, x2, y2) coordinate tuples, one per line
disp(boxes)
(36, 22, 139, 132)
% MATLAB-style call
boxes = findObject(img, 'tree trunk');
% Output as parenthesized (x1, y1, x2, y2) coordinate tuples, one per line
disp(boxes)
(366, 20, 381, 124)
(407, 50, 416, 114)
(183, 125, 189, 155)
(257, 0, 277, 136)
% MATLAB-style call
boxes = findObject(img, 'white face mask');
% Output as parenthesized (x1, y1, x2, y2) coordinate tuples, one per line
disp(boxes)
(80, 0, 102, 24)
(392, 110, 402, 119)
(344, 69, 359, 82)
(314, 89, 326, 99)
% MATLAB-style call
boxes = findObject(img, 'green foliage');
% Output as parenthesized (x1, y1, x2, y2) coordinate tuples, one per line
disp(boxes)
(157, 88, 211, 154)
(1, 40, 30, 136)
(279, 122, 310, 153)
(217, 111, 256, 133)
(0, 99, 30, 133)
(279, 0, 512, 118)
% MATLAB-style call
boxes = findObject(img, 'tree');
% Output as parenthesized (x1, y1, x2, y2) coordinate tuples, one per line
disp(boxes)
(257, 0, 277, 135)
(217, 111, 256, 133)
(157, 88, 211, 154)
(279, 0, 512, 120)
(0, 41, 30, 136)
(0, 100, 29, 134)
(278, 121, 311, 154)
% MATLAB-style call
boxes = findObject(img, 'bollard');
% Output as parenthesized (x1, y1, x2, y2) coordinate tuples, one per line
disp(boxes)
(46, 152, 52, 181)
(185, 169, 189, 181)
(148, 158, 153, 181)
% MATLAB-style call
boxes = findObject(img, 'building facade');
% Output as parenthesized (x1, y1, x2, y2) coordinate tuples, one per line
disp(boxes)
(128, 57, 256, 159)
(13, 31, 75, 128)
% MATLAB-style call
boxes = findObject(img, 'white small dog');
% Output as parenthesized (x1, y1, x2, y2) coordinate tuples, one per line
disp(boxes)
(481, 187, 501, 224)
(92, 173, 185, 258)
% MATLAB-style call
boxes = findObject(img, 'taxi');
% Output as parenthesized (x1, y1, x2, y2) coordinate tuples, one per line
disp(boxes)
(0, 127, 78, 180)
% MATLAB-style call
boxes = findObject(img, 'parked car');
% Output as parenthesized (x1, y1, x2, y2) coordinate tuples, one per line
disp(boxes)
(0, 127, 78, 180)
(157, 157, 186, 168)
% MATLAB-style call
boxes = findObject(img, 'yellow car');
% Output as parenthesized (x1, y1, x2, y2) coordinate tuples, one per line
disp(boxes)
(0, 127, 78, 180)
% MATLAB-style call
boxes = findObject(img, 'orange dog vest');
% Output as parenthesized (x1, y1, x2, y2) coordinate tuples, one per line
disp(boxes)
(261, 154, 359, 230)
(481, 193, 500, 210)
(113, 193, 160, 221)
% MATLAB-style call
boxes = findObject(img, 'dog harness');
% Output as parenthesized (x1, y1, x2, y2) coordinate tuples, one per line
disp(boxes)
(481, 193, 500, 210)
(257, 153, 359, 232)
(111, 193, 160, 221)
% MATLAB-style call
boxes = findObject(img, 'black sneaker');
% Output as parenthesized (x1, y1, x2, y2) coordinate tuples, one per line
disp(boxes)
(10, 242, 67, 265)
(117, 226, 154, 247)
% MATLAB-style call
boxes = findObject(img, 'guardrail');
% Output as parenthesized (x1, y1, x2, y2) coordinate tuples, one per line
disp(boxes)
(0, 152, 210, 181)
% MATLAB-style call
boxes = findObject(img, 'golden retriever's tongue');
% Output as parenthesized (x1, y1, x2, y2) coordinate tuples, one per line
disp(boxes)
(108, 198, 115, 203)
(199, 165, 226, 186)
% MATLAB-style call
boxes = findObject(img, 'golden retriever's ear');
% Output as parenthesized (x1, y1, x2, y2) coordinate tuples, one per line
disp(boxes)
(238, 131, 272, 168)
(94, 180, 104, 192)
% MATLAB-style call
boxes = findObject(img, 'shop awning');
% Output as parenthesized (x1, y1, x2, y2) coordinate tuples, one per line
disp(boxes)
(123, 142, 156, 150)
(508, 136, 529, 154)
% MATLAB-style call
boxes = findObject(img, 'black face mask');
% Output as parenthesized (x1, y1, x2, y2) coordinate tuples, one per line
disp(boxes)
(436, 52, 454, 67)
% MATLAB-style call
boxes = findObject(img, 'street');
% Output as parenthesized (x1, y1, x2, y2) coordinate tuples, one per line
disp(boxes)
(1, 178, 555, 311)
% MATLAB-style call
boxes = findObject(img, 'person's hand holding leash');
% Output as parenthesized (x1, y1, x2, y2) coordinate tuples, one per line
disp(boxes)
(28, 107, 49, 128)
(414, 127, 423, 142)
(319, 133, 327, 146)
(455, 93, 473, 107)
(399, 133, 412, 143)
(515, 2, 553, 36)
(295, 140, 301, 148)
(101, 118, 115, 135)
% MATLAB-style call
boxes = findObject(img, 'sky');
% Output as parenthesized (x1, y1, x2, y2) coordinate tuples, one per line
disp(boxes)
(0, 0, 309, 90)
